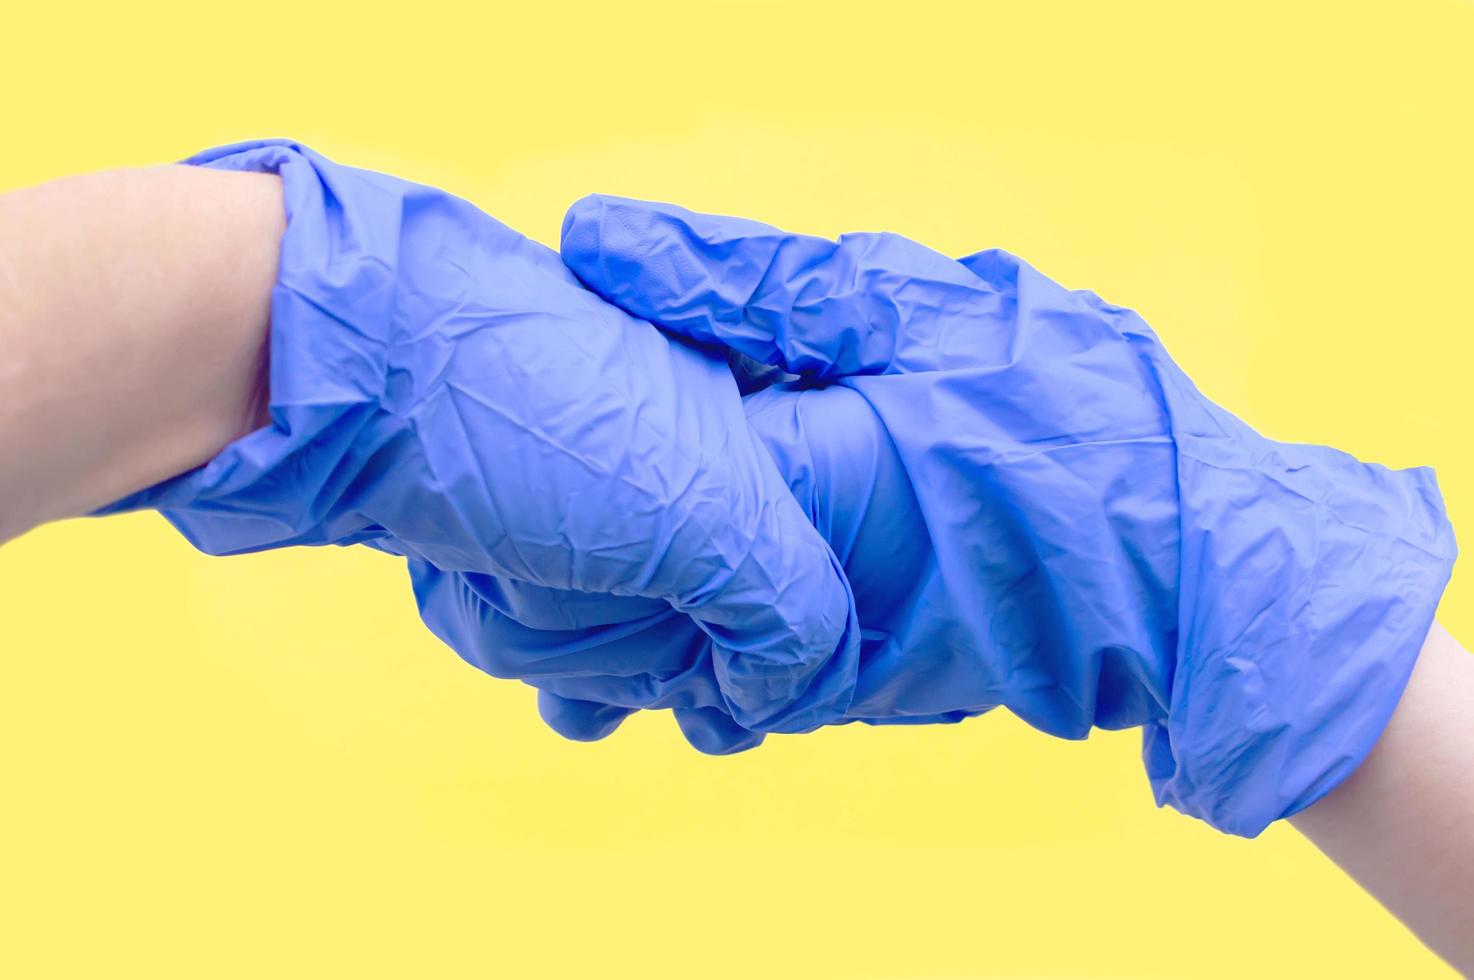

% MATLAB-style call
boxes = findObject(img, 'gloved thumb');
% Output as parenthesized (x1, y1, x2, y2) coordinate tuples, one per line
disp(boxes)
(560, 194, 1001, 379)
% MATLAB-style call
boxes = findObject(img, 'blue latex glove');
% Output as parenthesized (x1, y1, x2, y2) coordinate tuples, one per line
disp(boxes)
(435, 194, 1454, 837)
(98, 142, 862, 735)
(413, 377, 938, 754)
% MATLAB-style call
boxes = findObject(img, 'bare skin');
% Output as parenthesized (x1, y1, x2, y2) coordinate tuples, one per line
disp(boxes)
(0, 166, 1468, 971)
(0, 165, 280, 543)
(1292, 621, 1474, 973)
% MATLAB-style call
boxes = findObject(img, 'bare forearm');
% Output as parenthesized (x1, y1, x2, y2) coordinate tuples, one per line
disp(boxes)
(1292, 621, 1474, 971)
(0, 165, 283, 543)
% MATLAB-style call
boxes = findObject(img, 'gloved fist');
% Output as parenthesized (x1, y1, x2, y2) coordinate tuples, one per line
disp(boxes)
(443, 194, 1453, 838)
(99, 142, 861, 735)
(412, 376, 937, 754)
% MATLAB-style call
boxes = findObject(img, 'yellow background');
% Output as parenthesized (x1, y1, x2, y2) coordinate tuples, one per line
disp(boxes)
(2, 2, 1470, 976)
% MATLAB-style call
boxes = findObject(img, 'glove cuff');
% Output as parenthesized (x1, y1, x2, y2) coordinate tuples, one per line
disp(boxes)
(1143, 376, 1457, 837)
(94, 140, 404, 552)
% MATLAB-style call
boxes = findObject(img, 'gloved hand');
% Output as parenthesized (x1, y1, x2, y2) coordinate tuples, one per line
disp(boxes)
(412, 376, 940, 754)
(431, 194, 1454, 837)
(97, 142, 862, 735)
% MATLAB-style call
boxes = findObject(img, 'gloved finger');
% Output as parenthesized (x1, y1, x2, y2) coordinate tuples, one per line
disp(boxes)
(415, 555, 838, 749)
(532, 657, 729, 714)
(537, 690, 635, 742)
(415, 559, 839, 730)
(672, 706, 766, 755)
(409, 561, 707, 683)
(560, 194, 1008, 379)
